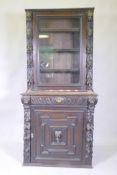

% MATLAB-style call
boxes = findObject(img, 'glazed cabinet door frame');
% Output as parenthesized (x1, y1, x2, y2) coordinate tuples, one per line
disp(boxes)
(32, 9, 87, 90)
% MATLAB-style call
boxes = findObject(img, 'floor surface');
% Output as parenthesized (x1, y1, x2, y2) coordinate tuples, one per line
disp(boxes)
(0, 140, 117, 174)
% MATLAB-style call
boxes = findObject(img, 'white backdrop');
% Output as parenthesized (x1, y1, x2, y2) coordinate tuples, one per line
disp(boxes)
(0, 0, 117, 174)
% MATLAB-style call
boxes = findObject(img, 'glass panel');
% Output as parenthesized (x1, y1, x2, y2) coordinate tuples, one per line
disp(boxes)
(39, 32, 80, 49)
(38, 17, 81, 85)
(40, 53, 79, 70)
(39, 18, 80, 30)
(40, 73, 80, 84)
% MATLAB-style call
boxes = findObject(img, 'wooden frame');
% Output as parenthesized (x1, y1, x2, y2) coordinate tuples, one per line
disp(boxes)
(21, 8, 97, 168)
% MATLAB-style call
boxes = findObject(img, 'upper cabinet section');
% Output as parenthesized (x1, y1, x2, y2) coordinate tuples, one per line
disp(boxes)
(38, 16, 81, 85)
(26, 9, 94, 90)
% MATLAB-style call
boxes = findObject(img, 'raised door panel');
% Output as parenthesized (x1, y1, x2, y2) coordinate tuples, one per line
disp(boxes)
(31, 107, 86, 166)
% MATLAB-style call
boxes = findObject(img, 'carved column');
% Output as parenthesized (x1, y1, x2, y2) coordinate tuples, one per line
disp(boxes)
(21, 96, 31, 163)
(86, 10, 93, 90)
(26, 11, 33, 89)
(85, 96, 98, 161)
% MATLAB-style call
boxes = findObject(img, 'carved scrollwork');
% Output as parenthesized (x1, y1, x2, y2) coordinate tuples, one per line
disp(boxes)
(87, 10, 93, 21)
(85, 95, 97, 159)
(86, 54, 93, 69)
(88, 96, 98, 106)
(85, 143, 91, 157)
(86, 123, 93, 131)
(24, 107, 31, 163)
(21, 95, 31, 105)
(31, 96, 87, 105)
(27, 53, 33, 68)
(85, 110, 94, 159)
(26, 26, 32, 36)
(87, 110, 93, 122)
(86, 10, 93, 90)
(86, 131, 93, 142)
(26, 10, 33, 89)
(27, 68, 33, 88)
(26, 11, 32, 20)
(86, 70, 92, 89)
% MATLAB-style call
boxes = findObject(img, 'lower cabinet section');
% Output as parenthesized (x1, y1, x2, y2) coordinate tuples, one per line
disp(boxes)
(22, 94, 97, 167)
(30, 107, 88, 167)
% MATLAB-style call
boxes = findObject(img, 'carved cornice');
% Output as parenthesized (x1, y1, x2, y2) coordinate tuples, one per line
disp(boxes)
(26, 11, 33, 89)
(86, 10, 93, 90)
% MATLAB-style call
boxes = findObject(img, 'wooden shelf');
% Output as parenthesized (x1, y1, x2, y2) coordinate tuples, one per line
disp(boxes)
(39, 48, 80, 53)
(40, 69, 79, 73)
(39, 28, 80, 32)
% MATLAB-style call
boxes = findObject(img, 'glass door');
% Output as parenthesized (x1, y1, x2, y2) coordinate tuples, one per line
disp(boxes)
(35, 15, 83, 87)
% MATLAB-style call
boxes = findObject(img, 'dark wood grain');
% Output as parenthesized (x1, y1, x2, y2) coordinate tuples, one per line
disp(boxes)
(21, 8, 98, 168)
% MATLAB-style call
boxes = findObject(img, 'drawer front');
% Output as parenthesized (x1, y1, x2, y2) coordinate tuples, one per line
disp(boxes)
(30, 107, 86, 165)
(31, 95, 87, 106)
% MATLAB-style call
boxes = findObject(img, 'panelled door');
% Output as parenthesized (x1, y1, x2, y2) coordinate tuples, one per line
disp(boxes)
(30, 107, 86, 166)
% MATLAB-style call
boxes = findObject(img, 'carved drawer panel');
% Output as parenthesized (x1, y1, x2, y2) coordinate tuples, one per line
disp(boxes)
(30, 107, 85, 164)
(31, 96, 87, 106)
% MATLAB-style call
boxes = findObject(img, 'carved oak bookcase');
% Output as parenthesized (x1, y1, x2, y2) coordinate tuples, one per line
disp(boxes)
(21, 8, 97, 168)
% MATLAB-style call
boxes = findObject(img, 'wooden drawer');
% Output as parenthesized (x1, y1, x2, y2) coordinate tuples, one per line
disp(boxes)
(30, 95, 87, 106)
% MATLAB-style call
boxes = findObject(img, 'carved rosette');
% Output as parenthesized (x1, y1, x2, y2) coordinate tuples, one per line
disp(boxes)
(26, 11, 33, 89)
(23, 106, 31, 163)
(21, 95, 31, 105)
(86, 10, 93, 90)
(85, 96, 97, 160)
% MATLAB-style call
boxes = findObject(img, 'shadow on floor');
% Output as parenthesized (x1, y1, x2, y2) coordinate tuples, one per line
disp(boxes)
(0, 140, 23, 163)
(93, 144, 117, 166)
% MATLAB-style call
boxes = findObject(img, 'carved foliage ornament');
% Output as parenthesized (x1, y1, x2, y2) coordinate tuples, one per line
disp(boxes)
(88, 96, 98, 106)
(26, 11, 33, 89)
(86, 10, 93, 90)
(21, 95, 31, 105)
(24, 107, 31, 163)
(85, 95, 97, 159)
(85, 110, 94, 159)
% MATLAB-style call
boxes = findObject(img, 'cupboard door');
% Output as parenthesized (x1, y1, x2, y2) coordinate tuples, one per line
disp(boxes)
(38, 17, 81, 85)
(31, 107, 86, 166)
(32, 10, 87, 90)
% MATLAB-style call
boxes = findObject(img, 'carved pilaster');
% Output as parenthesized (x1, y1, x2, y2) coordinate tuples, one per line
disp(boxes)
(23, 105, 31, 163)
(86, 10, 93, 90)
(21, 95, 31, 163)
(85, 96, 97, 160)
(26, 11, 33, 89)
